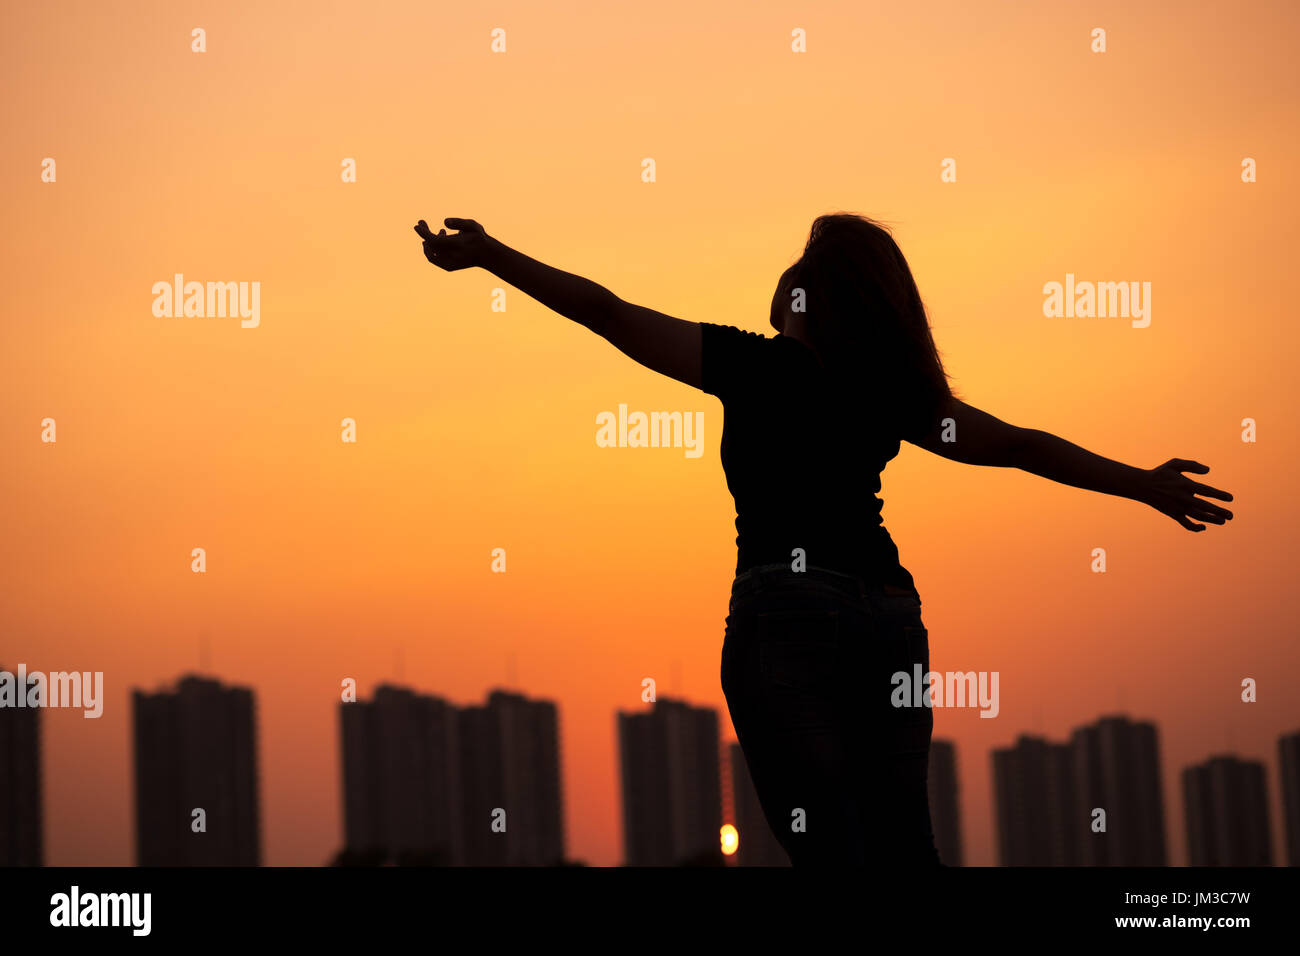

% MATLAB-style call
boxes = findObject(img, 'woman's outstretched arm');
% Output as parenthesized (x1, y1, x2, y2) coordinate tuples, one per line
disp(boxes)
(414, 217, 701, 388)
(908, 397, 1235, 532)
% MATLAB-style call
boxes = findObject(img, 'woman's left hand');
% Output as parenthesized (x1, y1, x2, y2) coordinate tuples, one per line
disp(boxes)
(414, 218, 491, 271)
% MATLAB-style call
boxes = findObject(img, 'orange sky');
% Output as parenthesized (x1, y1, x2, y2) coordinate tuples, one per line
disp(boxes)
(2, 0, 1298, 866)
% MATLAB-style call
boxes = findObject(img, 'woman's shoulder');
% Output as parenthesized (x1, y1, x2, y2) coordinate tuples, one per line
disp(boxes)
(702, 322, 771, 343)
(700, 323, 802, 396)
(700, 323, 824, 399)
(703, 323, 813, 356)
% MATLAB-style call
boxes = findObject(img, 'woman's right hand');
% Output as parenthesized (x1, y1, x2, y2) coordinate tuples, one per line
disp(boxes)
(1138, 458, 1234, 532)
(414, 218, 492, 271)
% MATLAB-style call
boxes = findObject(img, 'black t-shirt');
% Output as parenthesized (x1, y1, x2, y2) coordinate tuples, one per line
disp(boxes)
(700, 322, 916, 591)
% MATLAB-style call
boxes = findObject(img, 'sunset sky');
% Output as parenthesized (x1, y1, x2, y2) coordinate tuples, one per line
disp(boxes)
(3, 0, 1298, 867)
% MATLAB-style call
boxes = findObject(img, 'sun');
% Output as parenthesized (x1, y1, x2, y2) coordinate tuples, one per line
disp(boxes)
(720, 824, 739, 856)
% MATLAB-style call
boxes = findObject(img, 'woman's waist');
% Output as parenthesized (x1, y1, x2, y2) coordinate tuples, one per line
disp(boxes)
(730, 562, 920, 607)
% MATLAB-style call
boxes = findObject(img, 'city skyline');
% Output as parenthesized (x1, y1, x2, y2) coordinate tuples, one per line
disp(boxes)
(5, 666, 1298, 867)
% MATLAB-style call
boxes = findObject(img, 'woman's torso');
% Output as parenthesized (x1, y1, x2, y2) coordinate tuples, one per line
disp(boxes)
(700, 322, 917, 593)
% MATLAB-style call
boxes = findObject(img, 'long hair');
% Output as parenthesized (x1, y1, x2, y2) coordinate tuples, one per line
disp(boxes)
(785, 213, 952, 440)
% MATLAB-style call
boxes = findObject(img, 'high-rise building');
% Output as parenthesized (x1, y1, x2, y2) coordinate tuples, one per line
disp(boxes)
(1183, 755, 1272, 866)
(133, 675, 260, 866)
(1280, 731, 1300, 867)
(994, 716, 1168, 867)
(928, 738, 963, 866)
(458, 690, 565, 866)
(729, 742, 787, 866)
(618, 697, 722, 866)
(1072, 716, 1167, 866)
(339, 684, 462, 865)
(0, 666, 42, 866)
(992, 735, 1078, 866)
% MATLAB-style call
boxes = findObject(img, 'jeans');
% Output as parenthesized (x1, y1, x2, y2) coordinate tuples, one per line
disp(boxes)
(720, 563, 941, 866)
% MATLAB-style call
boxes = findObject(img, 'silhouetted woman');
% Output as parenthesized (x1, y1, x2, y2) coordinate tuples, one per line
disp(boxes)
(414, 213, 1233, 866)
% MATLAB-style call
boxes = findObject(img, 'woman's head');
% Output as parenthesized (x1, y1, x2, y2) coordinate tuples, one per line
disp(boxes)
(772, 212, 952, 438)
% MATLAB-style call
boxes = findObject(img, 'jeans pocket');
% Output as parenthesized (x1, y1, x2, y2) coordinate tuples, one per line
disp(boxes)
(756, 609, 839, 688)
(754, 612, 841, 742)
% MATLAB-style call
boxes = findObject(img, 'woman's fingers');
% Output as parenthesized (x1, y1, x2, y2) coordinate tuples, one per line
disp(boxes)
(1178, 494, 1232, 522)
(415, 220, 455, 243)
(1189, 480, 1233, 502)
(1201, 502, 1233, 521)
